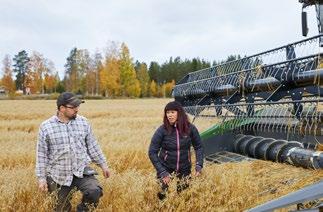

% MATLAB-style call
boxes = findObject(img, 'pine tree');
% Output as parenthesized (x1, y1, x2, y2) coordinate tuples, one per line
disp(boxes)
(64, 48, 78, 92)
(148, 62, 160, 83)
(136, 63, 150, 97)
(13, 50, 29, 94)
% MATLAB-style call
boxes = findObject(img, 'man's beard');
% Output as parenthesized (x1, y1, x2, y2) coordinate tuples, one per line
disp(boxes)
(69, 113, 77, 120)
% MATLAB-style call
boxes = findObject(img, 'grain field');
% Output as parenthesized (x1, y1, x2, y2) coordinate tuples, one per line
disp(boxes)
(0, 99, 322, 211)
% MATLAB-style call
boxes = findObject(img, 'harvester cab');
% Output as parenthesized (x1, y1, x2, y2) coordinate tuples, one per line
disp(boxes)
(172, 1, 323, 211)
(300, 0, 323, 39)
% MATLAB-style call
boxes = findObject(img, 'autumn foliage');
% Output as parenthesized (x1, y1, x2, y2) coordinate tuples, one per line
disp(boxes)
(1, 42, 209, 98)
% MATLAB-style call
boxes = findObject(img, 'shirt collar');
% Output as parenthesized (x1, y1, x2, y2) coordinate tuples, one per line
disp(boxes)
(54, 113, 77, 124)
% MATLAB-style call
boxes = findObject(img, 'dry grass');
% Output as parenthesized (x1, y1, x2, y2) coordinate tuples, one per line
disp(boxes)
(0, 99, 322, 211)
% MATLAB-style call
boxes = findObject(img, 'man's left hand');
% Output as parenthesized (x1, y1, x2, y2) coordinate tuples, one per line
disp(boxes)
(101, 165, 110, 178)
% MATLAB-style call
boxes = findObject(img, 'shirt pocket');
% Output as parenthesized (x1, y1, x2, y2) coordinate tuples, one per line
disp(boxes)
(49, 132, 68, 146)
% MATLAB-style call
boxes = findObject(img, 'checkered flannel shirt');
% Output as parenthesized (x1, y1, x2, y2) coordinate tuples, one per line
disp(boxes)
(36, 115, 107, 186)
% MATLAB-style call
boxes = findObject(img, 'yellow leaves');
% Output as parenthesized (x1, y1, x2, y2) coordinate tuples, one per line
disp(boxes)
(119, 43, 141, 97)
(1, 75, 15, 94)
(1, 55, 16, 94)
(64, 42, 177, 98)
(100, 56, 121, 97)
(150, 80, 158, 97)
(162, 80, 175, 97)
(127, 79, 141, 97)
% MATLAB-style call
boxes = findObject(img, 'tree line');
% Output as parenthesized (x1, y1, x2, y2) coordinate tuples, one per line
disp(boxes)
(0, 41, 240, 98)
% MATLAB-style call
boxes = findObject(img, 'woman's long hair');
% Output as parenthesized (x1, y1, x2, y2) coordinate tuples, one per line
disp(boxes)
(163, 101, 190, 136)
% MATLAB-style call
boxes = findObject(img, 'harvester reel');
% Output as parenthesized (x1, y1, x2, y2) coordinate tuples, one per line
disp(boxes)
(173, 34, 323, 210)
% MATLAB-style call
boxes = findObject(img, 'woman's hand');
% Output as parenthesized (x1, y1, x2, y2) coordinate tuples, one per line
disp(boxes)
(162, 175, 171, 184)
(195, 165, 202, 177)
(195, 170, 202, 177)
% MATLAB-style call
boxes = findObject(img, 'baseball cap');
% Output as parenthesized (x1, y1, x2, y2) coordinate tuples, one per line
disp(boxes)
(57, 92, 84, 108)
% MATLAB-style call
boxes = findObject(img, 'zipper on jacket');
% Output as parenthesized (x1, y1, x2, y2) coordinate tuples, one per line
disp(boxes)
(188, 150, 191, 162)
(164, 150, 168, 161)
(176, 126, 180, 171)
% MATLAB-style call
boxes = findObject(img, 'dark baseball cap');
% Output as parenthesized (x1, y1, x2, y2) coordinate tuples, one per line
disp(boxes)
(57, 92, 84, 108)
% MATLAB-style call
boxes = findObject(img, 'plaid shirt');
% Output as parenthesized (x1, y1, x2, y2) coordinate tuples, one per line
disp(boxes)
(36, 114, 107, 186)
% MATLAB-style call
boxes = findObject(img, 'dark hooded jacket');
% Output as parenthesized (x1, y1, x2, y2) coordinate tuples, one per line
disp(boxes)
(148, 123, 204, 178)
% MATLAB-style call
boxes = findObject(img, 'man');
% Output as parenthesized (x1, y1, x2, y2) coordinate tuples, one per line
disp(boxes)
(36, 92, 110, 211)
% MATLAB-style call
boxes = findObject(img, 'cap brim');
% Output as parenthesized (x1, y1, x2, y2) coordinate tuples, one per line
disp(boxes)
(69, 98, 85, 106)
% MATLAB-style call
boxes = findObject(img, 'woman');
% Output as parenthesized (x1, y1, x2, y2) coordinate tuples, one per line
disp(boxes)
(148, 101, 204, 200)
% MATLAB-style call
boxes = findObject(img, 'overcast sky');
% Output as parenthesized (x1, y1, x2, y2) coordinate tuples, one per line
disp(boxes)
(0, 0, 319, 77)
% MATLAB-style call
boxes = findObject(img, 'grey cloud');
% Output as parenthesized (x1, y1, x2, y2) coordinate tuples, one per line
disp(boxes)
(0, 0, 319, 76)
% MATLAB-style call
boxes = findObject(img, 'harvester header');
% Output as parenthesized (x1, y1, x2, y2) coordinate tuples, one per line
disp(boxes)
(172, 1, 323, 210)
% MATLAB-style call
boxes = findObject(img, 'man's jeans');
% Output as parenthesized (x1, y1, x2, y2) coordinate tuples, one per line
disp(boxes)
(47, 175, 103, 212)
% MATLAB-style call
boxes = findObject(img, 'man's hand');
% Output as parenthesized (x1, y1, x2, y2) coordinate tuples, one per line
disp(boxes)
(100, 164, 111, 178)
(38, 179, 48, 192)
(162, 175, 171, 185)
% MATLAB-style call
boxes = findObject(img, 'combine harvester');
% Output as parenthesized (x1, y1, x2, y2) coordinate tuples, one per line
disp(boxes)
(173, 0, 323, 211)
